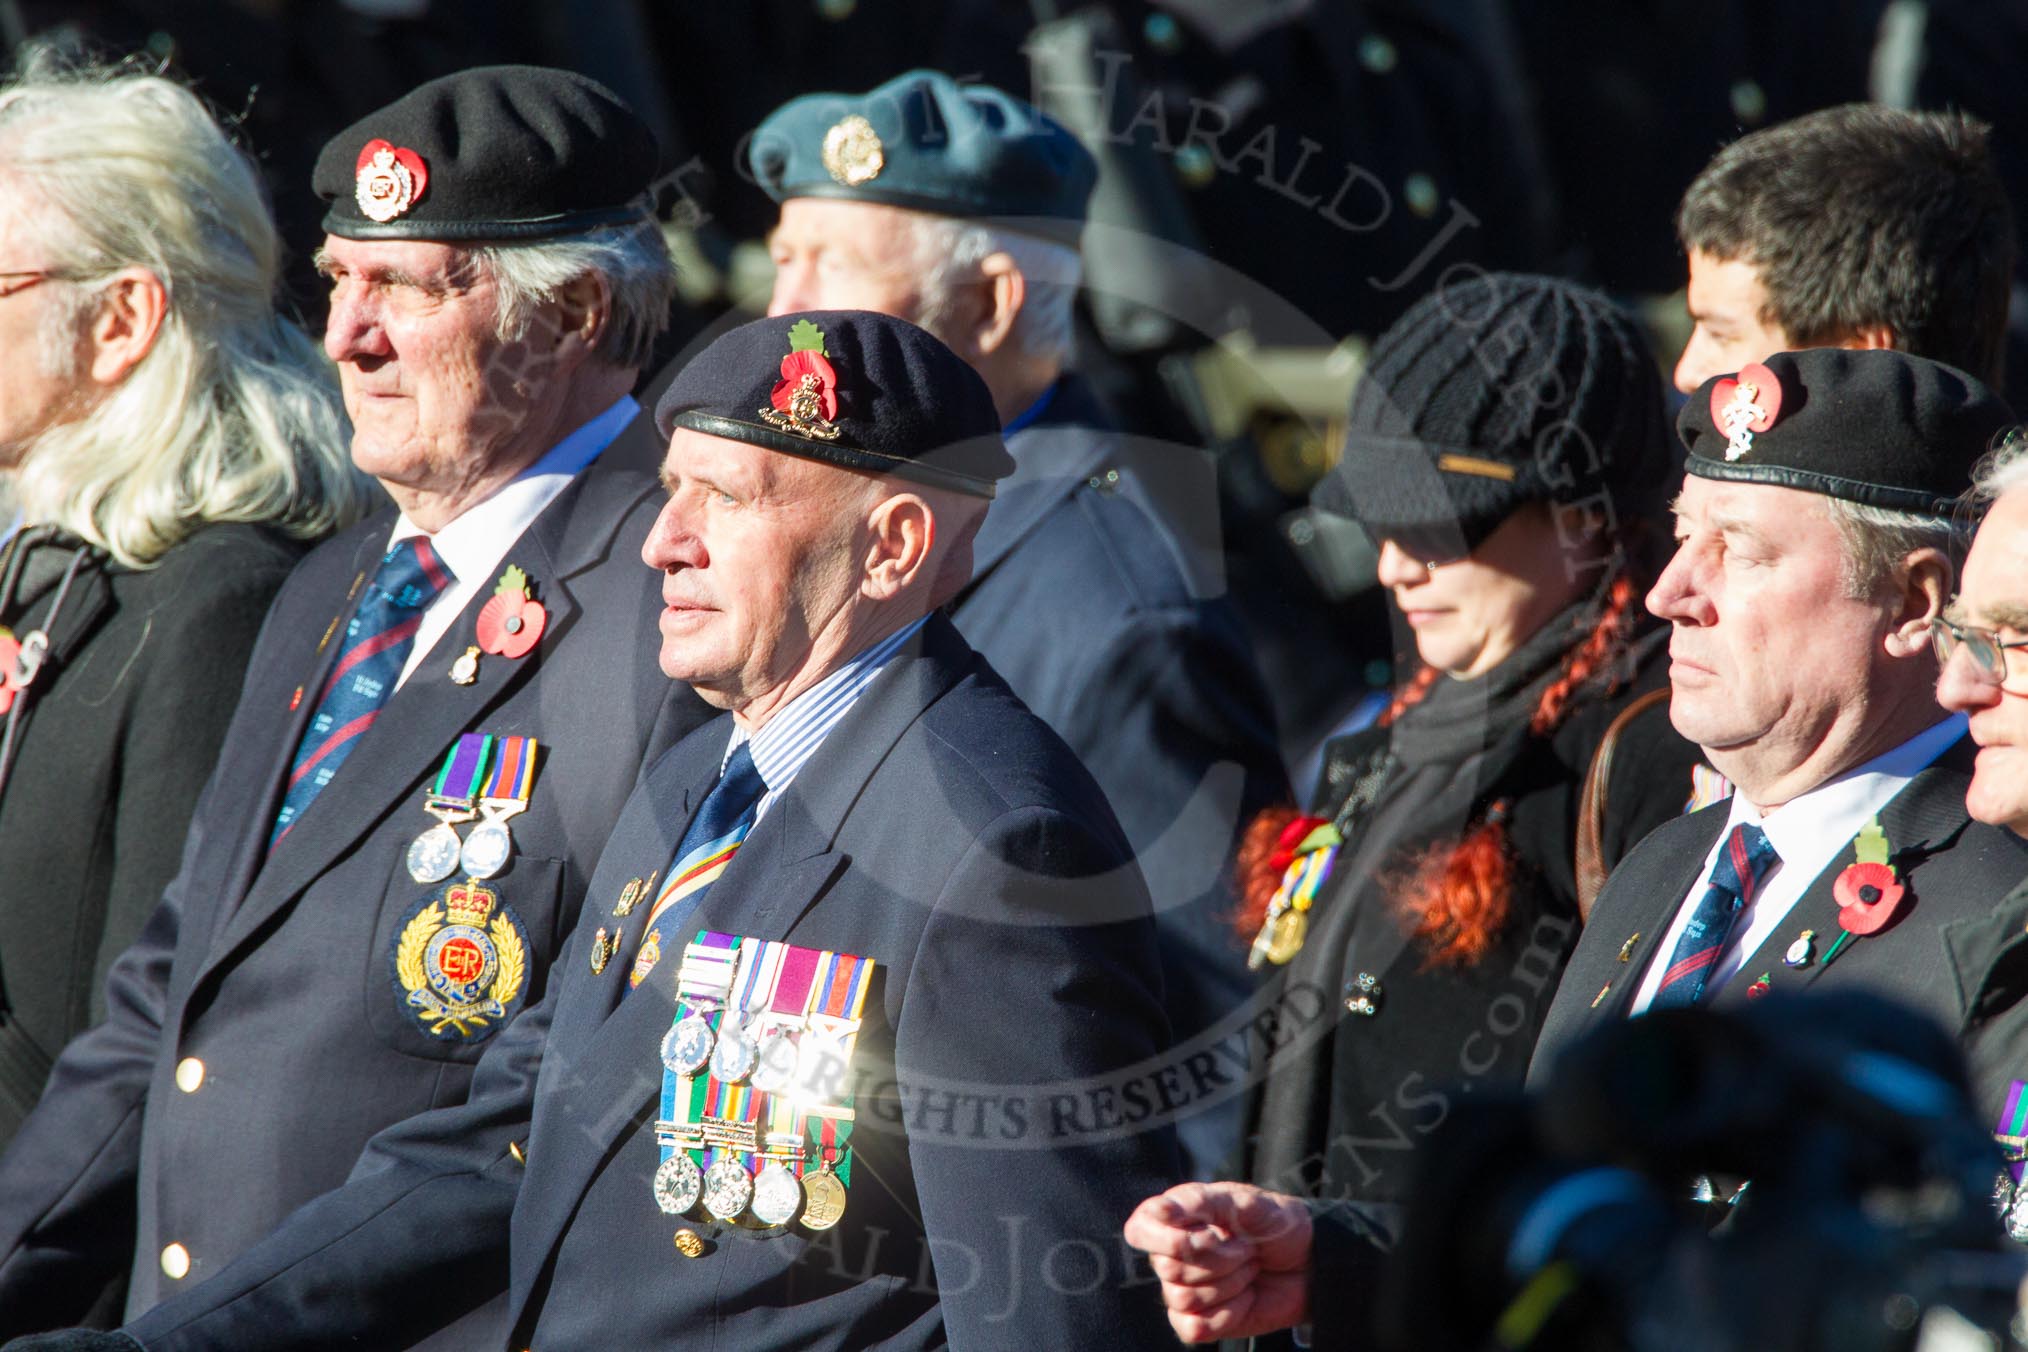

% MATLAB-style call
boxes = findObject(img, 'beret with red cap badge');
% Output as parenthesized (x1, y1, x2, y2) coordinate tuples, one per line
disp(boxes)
(313, 65, 659, 242)
(1677, 348, 2015, 515)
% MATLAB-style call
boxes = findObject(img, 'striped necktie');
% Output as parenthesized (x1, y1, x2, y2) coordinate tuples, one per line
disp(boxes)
(1649, 822, 1780, 1009)
(628, 741, 767, 988)
(271, 538, 453, 846)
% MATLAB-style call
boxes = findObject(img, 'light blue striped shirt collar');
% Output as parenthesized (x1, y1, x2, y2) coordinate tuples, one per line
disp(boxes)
(725, 614, 928, 822)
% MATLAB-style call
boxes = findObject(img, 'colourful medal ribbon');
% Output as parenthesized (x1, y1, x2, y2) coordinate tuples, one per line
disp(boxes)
(477, 735, 537, 810)
(755, 945, 822, 1163)
(657, 932, 741, 1173)
(431, 733, 494, 805)
(801, 949, 875, 1186)
(2000, 1080, 2028, 1184)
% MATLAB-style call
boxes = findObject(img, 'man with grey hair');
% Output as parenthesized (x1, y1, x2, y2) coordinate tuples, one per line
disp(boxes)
(1938, 431, 2028, 839)
(0, 65, 710, 1345)
(752, 70, 1287, 1176)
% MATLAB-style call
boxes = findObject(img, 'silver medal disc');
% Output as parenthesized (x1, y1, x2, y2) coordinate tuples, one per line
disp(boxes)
(2008, 1182, 2028, 1244)
(712, 1018, 758, 1083)
(406, 822, 463, 884)
(750, 1162, 803, 1226)
(653, 1152, 704, 1216)
(660, 1014, 716, 1076)
(460, 820, 513, 879)
(702, 1157, 754, 1221)
(749, 1027, 799, 1096)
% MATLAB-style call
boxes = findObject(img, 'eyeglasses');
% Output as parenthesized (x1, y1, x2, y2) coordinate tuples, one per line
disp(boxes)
(0, 270, 62, 300)
(1929, 616, 2028, 691)
(1367, 524, 1470, 572)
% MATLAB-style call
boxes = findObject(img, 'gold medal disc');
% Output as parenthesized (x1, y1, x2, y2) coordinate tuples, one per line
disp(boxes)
(799, 1165, 847, 1231)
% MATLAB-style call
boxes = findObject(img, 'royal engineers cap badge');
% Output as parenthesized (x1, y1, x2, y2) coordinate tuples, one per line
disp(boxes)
(393, 879, 528, 1040)
(759, 319, 844, 442)
(821, 114, 884, 187)
(1709, 361, 1783, 462)
(354, 139, 429, 223)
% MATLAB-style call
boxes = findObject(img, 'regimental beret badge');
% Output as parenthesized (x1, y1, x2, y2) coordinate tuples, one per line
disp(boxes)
(354, 139, 429, 223)
(1709, 361, 1782, 462)
(393, 879, 528, 1040)
(759, 319, 844, 441)
(821, 114, 884, 187)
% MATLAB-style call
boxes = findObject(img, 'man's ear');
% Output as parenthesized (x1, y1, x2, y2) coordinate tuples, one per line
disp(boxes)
(86, 268, 168, 387)
(967, 252, 1025, 360)
(550, 270, 609, 359)
(862, 492, 936, 601)
(1838, 323, 1897, 354)
(1884, 546, 1951, 657)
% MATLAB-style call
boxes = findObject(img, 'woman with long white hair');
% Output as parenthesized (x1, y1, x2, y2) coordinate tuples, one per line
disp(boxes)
(0, 56, 367, 1149)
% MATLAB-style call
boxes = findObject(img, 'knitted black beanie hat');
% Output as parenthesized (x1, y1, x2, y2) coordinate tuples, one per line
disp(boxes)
(1315, 272, 1671, 558)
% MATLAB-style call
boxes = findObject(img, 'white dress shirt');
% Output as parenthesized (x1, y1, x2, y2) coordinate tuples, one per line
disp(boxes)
(1629, 714, 1966, 1013)
(386, 395, 638, 687)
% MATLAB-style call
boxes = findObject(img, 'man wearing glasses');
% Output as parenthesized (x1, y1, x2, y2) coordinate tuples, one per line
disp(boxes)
(1938, 434, 2028, 839)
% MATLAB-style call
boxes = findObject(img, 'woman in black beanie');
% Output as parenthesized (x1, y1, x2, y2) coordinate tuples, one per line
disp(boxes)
(1138, 272, 1709, 1347)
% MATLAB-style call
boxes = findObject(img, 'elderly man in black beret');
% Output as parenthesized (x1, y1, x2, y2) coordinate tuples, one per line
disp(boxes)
(0, 66, 712, 1345)
(751, 69, 1287, 1178)
(1125, 348, 2028, 1345)
(6, 310, 1183, 1351)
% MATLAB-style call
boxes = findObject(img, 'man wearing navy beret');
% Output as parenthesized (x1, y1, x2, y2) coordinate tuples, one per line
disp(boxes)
(0, 66, 713, 1346)
(752, 70, 1288, 1176)
(8, 310, 1183, 1350)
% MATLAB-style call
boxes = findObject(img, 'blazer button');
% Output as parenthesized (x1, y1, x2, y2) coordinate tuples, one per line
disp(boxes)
(160, 1243, 191, 1280)
(175, 1058, 205, 1093)
(1343, 972, 1383, 1017)
(674, 1229, 706, 1258)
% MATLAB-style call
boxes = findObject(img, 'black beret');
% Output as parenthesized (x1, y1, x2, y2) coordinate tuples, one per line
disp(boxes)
(749, 69, 1095, 234)
(1316, 272, 1671, 553)
(655, 311, 1013, 498)
(314, 65, 658, 241)
(1678, 349, 2015, 515)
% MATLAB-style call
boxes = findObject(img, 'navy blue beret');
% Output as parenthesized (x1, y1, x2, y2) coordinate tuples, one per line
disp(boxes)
(655, 310, 1013, 498)
(314, 65, 658, 241)
(748, 69, 1096, 233)
(1679, 349, 2015, 515)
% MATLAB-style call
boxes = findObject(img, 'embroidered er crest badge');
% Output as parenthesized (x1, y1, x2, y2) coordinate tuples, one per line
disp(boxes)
(393, 879, 528, 1039)
(354, 139, 429, 223)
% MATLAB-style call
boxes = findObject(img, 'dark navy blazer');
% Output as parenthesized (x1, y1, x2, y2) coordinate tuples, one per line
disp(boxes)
(117, 615, 1184, 1350)
(0, 451, 710, 1341)
(952, 378, 1288, 1171)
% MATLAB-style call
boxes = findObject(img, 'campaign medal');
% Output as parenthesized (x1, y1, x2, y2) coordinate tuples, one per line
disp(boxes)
(1995, 1081, 2028, 1243)
(406, 734, 493, 884)
(800, 1159, 847, 1231)
(1783, 929, 1815, 969)
(750, 945, 822, 1096)
(711, 940, 782, 1085)
(1248, 819, 1342, 970)
(659, 934, 740, 1075)
(750, 1160, 803, 1227)
(653, 1152, 704, 1216)
(475, 566, 546, 660)
(702, 1157, 754, 1221)
(461, 735, 538, 879)
(391, 878, 529, 1040)
(1709, 361, 1782, 462)
(449, 646, 480, 686)
(758, 320, 844, 442)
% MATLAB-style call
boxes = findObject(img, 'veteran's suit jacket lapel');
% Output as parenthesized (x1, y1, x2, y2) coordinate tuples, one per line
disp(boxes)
(196, 470, 621, 991)
(506, 616, 967, 1311)
(1711, 740, 1981, 1009)
(1560, 805, 1723, 1027)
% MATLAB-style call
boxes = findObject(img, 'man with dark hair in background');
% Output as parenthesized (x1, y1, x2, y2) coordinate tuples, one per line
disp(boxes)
(1673, 104, 2015, 395)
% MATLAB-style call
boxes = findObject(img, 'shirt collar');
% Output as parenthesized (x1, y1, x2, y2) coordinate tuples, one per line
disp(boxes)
(1724, 714, 1967, 862)
(390, 394, 639, 577)
(727, 614, 929, 794)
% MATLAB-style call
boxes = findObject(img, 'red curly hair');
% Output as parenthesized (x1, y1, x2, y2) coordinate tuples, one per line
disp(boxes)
(1235, 572, 1640, 967)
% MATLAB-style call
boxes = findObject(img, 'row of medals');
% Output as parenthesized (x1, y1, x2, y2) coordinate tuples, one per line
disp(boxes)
(649, 998, 847, 1231)
(407, 793, 519, 883)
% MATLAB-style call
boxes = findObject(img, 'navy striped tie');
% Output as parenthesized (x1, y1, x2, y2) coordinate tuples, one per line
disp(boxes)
(270, 538, 453, 846)
(1649, 823, 1780, 1009)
